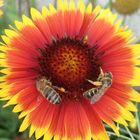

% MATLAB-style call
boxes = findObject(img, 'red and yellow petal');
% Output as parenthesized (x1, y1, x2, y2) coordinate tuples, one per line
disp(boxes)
(82, 99, 109, 140)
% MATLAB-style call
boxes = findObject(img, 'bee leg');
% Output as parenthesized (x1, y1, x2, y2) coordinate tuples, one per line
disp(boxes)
(92, 81, 102, 86)
(53, 86, 67, 93)
(59, 87, 66, 93)
(86, 79, 102, 86)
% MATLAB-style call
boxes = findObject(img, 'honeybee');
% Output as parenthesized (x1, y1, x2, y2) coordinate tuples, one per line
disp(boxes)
(83, 68, 113, 104)
(36, 77, 65, 105)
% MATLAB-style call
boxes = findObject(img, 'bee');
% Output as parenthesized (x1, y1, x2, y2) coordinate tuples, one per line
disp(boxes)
(83, 68, 113, 104)
(36, 77, 66, 105)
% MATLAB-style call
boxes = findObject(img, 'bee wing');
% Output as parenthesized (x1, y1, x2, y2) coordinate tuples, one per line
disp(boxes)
(90, 82, 111, 104)
(102, 77, 112, 87)
(90, 93, 103, 104)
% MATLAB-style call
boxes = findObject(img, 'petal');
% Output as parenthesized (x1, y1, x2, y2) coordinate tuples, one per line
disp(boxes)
(82, 99, 109, 140)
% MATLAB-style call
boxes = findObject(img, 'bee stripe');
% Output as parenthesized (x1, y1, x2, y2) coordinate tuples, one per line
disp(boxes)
(47, 89, 55, 100)
(89, 90, 94, 96)
(51, 94, 58, 103)
(43, 87, 52, 97)
(53, 97, 61, 104)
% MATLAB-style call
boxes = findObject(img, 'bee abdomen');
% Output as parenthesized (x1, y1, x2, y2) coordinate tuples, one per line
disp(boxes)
(43, 87, 61, 104)
(90, 93, 102, 104)
(83, 88, 97, 99)
(52, 94, 61, 104)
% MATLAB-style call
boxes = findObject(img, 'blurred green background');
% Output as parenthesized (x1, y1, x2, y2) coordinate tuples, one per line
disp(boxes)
(0, 0, 140, 140)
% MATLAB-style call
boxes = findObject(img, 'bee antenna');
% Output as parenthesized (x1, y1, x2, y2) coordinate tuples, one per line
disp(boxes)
(86, 79, 89, 81)
(86, 79, 94, 84)
(99, 67, 104, 76)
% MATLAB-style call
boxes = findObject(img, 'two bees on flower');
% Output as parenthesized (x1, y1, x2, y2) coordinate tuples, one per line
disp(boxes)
(36, 68, 113, 104)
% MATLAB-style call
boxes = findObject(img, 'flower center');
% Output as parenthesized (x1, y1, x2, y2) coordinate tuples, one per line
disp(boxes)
(38, 38, 100, 99)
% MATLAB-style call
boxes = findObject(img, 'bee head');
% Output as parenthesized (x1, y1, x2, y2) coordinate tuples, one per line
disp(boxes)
(36, 76, 52, 91)
(104, 72, 113, 79)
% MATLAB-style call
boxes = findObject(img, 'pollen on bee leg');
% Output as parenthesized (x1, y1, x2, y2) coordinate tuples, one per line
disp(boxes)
(53, 86, 67, 93)
(86, 79, 102, 86)
(59, 87, 66, 93)
(93, 81, 102, 86)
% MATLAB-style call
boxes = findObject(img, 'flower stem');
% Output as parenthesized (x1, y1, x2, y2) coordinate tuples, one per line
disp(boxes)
(125, 126, 136, 140)
(105, 124, 139, 139)
(107, 131, 133, 140)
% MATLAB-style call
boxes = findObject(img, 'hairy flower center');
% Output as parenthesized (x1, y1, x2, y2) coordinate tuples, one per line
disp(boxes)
(38, 38, 100, 99)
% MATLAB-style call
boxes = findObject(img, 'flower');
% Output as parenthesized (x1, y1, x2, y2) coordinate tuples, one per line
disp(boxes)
(111, 0, 140, 15)
(0, 0, 140, 140)
(0, 0, 3, 16)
